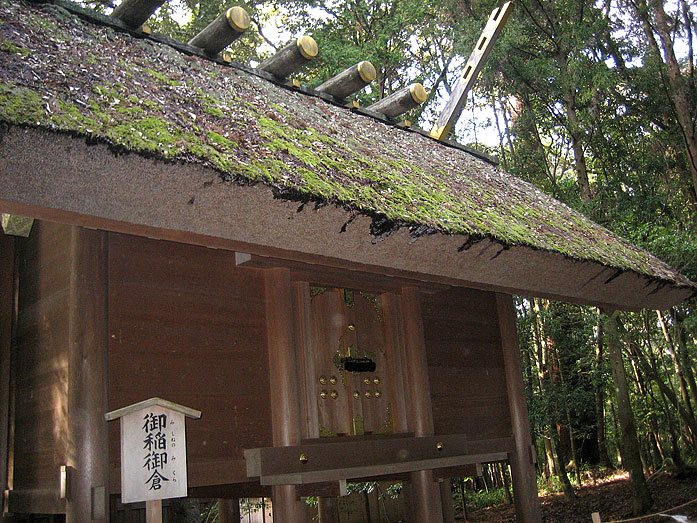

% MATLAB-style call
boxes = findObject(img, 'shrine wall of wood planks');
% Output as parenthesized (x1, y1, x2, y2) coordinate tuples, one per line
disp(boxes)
(2, 220, 512, 507)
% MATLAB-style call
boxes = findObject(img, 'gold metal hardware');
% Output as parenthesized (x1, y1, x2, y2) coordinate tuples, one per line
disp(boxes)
(330, 390, 339, 399)
(348, 323, 356, 331)
(364, 391, 372, 399)
(299, 453, 308, 464)
(436, 442, 444, 451)
(373, 377, 380, 384)
(329, 376, 337, 385)
(319, 376, 327, 385)
(320, 390, 328, 399)
(363, 378, 371, 385)
(374, 390, 382, 399)
(353, 390, 360, 399)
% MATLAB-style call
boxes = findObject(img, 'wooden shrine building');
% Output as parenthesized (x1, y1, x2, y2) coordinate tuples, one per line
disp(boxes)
(0, 0, 695, 521)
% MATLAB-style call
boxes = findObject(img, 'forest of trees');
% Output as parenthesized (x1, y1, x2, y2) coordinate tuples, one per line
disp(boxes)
(96, 0, 696, 516)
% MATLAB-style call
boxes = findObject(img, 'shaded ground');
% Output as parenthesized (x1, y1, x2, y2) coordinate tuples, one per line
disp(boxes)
(467, 469, 697, 522)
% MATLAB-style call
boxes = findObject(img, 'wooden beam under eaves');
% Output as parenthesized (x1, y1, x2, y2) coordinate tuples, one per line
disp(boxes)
(430, 1, 513, 141)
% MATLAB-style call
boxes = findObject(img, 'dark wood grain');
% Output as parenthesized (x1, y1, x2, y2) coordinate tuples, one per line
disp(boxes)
(422, 288, 512, 439)
(107, 233, 273, 488)
(12, 221, 72, 492)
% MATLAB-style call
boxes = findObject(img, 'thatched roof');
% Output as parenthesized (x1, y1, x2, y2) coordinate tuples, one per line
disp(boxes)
(0, 0, 694, 308)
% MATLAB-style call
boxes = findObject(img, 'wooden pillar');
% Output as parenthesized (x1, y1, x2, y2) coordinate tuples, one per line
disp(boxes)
(66, 228, 110, 522)
(0, 233, 15, 519)
(317, 497, 339, 523)
(496, 293, 542, 523)
(439, 479, 455, 523)
(399, 288, 444, 521)
(217, 498, 241, 523)
(264, 269, 306, 522)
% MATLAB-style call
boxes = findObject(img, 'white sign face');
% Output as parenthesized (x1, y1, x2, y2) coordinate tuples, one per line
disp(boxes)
(120, 406, 188, 503)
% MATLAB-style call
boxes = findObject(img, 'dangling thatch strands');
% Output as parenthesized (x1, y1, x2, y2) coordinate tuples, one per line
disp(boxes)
(315, 61, 376, 100)
(367, 83, 428, 119)
(111, 0, 165, 30)
(188, 7, 250, 57)
(257, 36, 318, 80)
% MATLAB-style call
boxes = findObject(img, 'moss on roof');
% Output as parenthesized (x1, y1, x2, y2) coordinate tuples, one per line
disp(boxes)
(0, 0, 693, 288)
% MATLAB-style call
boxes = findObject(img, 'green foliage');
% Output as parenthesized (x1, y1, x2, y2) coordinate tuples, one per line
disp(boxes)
(452, 486, 508, 511)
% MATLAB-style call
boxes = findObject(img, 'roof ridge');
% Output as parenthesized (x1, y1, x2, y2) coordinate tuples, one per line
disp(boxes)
(25, 0, 499, 165)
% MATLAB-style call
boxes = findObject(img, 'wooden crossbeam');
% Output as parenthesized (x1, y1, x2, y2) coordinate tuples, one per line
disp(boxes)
(245, 434, 512, 485)
(430, 1, 513, 141)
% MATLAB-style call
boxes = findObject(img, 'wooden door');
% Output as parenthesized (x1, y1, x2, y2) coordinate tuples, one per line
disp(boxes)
(295, 286, 399, 439)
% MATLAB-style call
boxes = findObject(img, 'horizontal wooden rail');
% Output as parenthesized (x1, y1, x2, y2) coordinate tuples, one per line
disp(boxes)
(245, 434, 512, 485)
(5, 488, 66, 514)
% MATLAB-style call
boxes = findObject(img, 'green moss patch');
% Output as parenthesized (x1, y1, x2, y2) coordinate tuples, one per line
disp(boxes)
(0, 0, 692, 287)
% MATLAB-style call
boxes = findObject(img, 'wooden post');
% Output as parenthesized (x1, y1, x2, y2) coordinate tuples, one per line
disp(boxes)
(317, 496, 339, 523)
(265, 269, 307, 522)
(188, 7, 250, 56)
(146, 499, 162, 523)
(218, 498, 241, 523)
(368, 84, 428, 119)
(400, 288, 444, 521)
(439, 479, 456, 523)
(65, 228, 109, 522)
(429, 1, 513, 140)
(496, 293, 542, 523)
(111, 0, 166, 30)
(315, 61, 376, 100)
(0, 233, 15, 518)
(258, 37, 318, 80)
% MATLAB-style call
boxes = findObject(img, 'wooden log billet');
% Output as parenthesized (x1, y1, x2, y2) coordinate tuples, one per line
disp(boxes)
(367, 83, 428, 118)
(188, 7, 250, 56)
(111, 0, 165, 30)
(257, 36, 318, 80)
(430, 1, 513, 140)
(315, 61, 376, 100)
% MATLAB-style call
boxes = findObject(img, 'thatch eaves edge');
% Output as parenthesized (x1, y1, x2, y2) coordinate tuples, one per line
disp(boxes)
(1, 125, 695, 310)
(0, 0, 695, 301)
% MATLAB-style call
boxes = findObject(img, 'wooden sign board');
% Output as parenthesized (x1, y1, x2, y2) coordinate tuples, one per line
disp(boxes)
(105, 398, 201, 505)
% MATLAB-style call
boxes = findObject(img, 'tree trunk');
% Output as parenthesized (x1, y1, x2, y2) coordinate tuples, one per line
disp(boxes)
(595, 315, 614, 468)
(671, 308, 697, 411)
(632, 0, 697, 203)
(531, 298, 574, 497)
(658, 310, 696, 419)
(604, 311, 653, 515)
